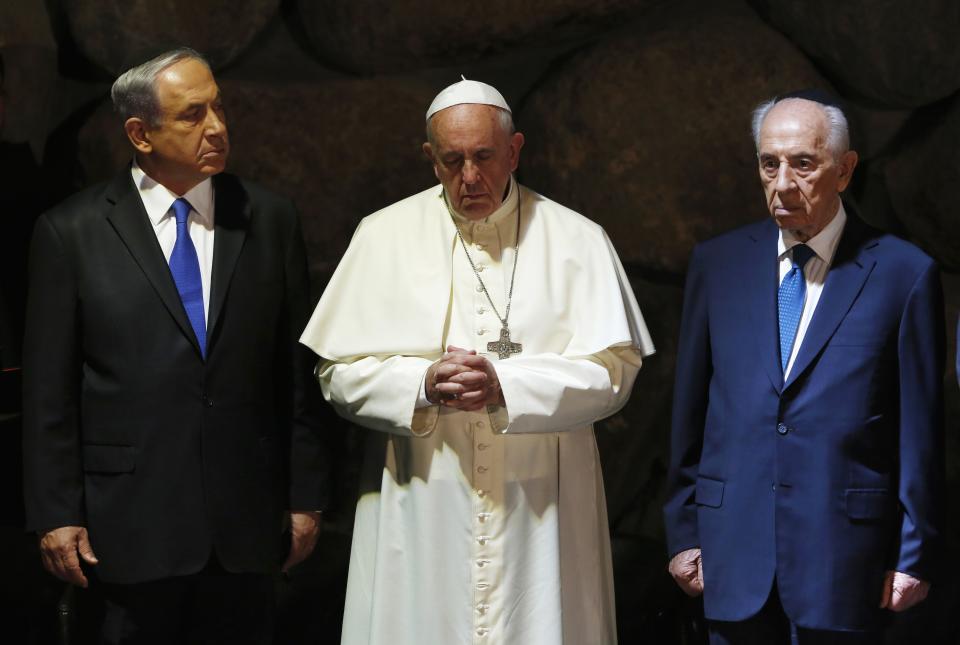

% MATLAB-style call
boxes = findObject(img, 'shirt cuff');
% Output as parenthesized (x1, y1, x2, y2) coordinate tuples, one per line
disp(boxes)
(486, 404, 509, 433)
(415, 367, 432, 409)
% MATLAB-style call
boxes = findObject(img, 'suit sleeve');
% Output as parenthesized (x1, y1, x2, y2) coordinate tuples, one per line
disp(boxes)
(893, 261, 945, 581)
(22, 214, 84, 532)
(663, 244, 711, 557)
(283, 207, 331, 511)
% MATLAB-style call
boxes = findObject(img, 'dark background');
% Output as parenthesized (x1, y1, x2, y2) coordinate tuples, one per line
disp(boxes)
(1, 0, 958, 643)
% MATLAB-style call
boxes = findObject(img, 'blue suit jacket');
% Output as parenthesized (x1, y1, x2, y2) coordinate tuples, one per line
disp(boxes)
(663, 214, 945, 631)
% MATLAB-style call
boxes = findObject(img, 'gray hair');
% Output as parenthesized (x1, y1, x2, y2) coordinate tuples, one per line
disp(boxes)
(751, 97, 850, 160)
(111, 48, 211, 127)
(425, 106, 515, 149)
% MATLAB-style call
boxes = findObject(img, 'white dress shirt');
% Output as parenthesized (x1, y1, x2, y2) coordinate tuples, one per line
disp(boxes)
(130, 162, 215, 321)
(778, 202, 846, 379)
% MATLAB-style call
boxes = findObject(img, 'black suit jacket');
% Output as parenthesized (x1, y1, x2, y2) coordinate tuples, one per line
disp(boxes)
(22, 169, 328, 584)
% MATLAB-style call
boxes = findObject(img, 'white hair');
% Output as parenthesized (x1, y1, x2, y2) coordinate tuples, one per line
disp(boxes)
(751, 97, 850, 160)
(425, 105, 514, 148)
(111, 47, 211, 127)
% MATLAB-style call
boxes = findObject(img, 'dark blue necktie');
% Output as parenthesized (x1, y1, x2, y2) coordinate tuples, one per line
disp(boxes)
(778, 244, 815, 373)
(169, 198, 206, 358)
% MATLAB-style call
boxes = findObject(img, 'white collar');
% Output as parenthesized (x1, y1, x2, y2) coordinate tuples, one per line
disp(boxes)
(131, 160, 214, 227)
(441, 175, 518, 227)
(778, 201, 847, 264)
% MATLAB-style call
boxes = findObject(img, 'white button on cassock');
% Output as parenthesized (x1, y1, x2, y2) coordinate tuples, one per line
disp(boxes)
(476, 535, 490, 545)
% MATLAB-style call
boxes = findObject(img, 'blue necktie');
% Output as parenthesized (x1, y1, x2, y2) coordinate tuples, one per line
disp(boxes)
(778, 244, 815, 373)
(169, 198, 206, 358)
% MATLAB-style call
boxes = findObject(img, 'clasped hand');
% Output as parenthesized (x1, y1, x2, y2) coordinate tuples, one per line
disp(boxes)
(426, 345, 504, 412)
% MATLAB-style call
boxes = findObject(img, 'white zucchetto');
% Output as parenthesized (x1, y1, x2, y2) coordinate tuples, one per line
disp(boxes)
(425, 75, 512, 121)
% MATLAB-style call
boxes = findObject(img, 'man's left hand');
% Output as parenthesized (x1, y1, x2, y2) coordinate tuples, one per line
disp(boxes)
(282, 511, 321, 573)
(880, 571, 929, 612)
(434, 346, 503, 412)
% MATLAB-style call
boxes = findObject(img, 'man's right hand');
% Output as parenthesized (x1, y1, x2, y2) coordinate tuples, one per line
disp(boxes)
(668, 547, 704, 597)
(426, 346, 501, 412)
(39, 526, 98, 588)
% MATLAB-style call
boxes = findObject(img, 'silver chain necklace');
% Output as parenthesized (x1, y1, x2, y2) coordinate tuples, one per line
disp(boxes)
(443, 186, 523, 359)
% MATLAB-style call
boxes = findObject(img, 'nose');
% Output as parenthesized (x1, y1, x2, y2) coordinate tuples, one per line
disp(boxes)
(462, 160, 480, 186)
(774, 162, 795, 193)
(205, 107, 226, 138)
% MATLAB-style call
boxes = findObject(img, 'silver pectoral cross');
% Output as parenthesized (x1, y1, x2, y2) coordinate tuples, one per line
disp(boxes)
(487, 326, 522, 359)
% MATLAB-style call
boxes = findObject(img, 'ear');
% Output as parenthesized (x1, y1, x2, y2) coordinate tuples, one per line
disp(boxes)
(836, 149, 858, 192)
(508, 131, 525, 172)
(422, 142, 440, 181)
(124, 117, 152, 154)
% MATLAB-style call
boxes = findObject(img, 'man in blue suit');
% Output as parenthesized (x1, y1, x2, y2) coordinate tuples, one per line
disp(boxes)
(663, 92, 945, 643)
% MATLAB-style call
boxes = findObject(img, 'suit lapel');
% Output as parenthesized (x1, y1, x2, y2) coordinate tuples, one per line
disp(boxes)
(744, 220, 785, 394)
(784, 215, 877, 390)
(207, 174, 249, 350)
(104, 170, 202, 356)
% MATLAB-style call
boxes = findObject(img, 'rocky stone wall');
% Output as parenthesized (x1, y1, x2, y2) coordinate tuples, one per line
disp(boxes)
(2, 0, 958, 641)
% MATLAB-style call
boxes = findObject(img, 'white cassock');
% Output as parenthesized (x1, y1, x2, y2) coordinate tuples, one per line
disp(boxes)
(301, 177, 654, 645)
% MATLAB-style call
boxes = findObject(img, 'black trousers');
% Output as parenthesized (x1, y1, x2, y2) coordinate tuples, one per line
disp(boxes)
(99, 556, 275, 645)
(708, 583, 878, 645)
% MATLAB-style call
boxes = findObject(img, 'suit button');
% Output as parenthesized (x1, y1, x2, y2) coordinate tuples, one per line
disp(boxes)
(202, 396, 214, 408)
(777, 423, 788, 435)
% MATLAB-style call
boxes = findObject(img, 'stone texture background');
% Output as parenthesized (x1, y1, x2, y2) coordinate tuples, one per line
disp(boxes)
(1, 0, 958, 642)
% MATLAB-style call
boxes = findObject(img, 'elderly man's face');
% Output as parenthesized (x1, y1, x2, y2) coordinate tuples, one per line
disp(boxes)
(423, 104, 524, 221)
(758, 99, 857, 241)
(140, 58, 229, 193)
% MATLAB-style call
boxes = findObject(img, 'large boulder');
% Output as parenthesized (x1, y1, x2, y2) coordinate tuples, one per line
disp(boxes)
(748, 0, 960, 108)
(0, 2, 58, 155)
(63, 0, 280, 75)
(520, 0, 827, 274)
(294, 0, 660, 74)
(73, 78, 438, 283)
(221, 79, 437, 281)
(881, 98, 960, 271)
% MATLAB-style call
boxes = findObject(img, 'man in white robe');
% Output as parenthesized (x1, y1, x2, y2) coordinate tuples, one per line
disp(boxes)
(300, 79, 654, 645)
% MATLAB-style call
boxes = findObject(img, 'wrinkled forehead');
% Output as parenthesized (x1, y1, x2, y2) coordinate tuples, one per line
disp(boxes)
(156, 60, 218, 103)
(760, 99, 830, 151)
(431, 104, 509, 143)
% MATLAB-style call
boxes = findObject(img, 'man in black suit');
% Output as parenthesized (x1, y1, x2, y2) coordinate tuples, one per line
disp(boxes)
(22, 48, 328, 644)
